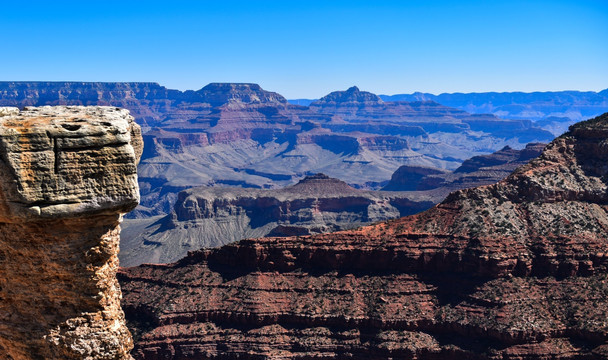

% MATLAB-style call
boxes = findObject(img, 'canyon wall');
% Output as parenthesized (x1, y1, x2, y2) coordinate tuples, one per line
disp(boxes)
(0, 106, 142, 359)
(119, 174, 435, 266)
(0, 82, 555, 218)
(119, 113, 608, 359)
(383, 143, 547, 191)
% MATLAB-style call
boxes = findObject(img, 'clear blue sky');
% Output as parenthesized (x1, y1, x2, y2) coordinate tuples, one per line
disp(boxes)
(1, 0, 606, 98)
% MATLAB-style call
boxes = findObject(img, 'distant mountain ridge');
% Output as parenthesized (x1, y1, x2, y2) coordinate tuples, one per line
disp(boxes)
(379, 89, 608, 127)
(312, 86, 384, 104)
(0, 82, 554, 218)
(292, 89, 608, 120)
(293, 88, 608, 137)
(0, 81, 287, 104)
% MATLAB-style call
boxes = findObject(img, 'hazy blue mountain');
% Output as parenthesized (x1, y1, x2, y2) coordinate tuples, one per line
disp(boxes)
(378, 90, 608, 124)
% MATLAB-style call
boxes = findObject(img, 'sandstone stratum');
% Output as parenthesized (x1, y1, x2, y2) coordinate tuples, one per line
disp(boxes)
(121, 142, 544, 267)
(0, 106, 142, 359)
(0, 82, 555, 218)
(120, 173, 436, 266)
(119, 113, 608, 359)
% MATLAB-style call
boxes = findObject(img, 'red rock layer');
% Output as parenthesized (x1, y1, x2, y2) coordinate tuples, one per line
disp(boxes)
(119, 113, 608, 359)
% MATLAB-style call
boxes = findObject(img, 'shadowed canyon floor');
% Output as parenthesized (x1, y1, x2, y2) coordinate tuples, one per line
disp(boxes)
(119, 173, 436, 266)
(119, 113, 608, 359)
(120, 144, 545, 267)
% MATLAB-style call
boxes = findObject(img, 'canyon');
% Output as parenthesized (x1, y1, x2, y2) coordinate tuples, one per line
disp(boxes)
(0, 106, 142, 359)
(120, 144, 545, 266)
(0, 82, 555, 218)
(382, 142, 547, 192)
(119, 112, 608, 359)
(380, 89, 608, 135)
(119, 173, 435, 266)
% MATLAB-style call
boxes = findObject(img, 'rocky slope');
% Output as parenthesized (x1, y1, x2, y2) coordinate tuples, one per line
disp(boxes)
(119, 113, 608, 359)
(381, 165, 450, 191)
(383, 143, 546, 192)
(119, 174, 435, 266)
(121, 144, 546, 267)
(0, 82, 554, 218)
(0, 106, 142, 359)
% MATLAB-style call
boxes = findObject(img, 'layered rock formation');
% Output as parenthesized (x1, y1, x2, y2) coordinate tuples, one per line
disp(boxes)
(383, 143, 546, 192)
(119, 174, 435, 266)
(381, 165, 450, 191)
(0, 106, 142, 359)
(122, 144, 546, 267)
(380, 89, 608, 131)
(120, 113, 608, 359)
(0, 82, 555, 218)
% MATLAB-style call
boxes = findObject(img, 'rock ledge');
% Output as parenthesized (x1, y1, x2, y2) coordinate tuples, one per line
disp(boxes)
(0, 106, 142, 359)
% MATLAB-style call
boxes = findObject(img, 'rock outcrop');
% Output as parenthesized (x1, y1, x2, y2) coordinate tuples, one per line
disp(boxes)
(381, 165, 450, 191)
(119, 113, 608, 359)
(119, 174, 435, 266)
(383, 143, 547, 192)
(0, 82, 555, 218)
(0, 106, 142, 359)
(453, 143, 546, 174)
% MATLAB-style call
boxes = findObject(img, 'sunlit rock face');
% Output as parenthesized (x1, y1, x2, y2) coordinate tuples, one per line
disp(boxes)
(0, 106, 142, 359)
(120, 113, 608, 359)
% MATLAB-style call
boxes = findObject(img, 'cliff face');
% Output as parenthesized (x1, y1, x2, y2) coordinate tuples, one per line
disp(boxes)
(119, 113, 608, 359)
(0, 82, 555, 219)
(119, 174, 435, 266)
(383, 143, 547, 192)
(121, 141, 546, 267)
(0, 106, 142, 359)
(196, 83, 287, 106)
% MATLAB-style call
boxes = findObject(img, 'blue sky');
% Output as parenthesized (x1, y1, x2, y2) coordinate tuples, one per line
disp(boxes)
(1, 0, 606, 98)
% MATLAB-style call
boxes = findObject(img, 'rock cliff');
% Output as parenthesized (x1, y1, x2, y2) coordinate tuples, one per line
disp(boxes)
(0, 82, 555, 218)
(119, 174, 435, 266)
(383, 143, 546, 192)
(119, 113, 608, 359)
(0, 106, 142, 359)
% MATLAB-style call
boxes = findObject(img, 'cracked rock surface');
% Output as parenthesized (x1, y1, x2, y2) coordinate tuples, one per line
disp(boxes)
(0, 106, 142, 359)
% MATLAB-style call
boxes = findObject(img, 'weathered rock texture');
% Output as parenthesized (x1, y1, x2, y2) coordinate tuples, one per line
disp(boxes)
(0, 106, 142, 359)
(119, 113, 608, 359)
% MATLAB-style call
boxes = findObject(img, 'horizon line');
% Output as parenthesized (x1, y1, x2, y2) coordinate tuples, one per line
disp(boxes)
(0, 80, 606, 98)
